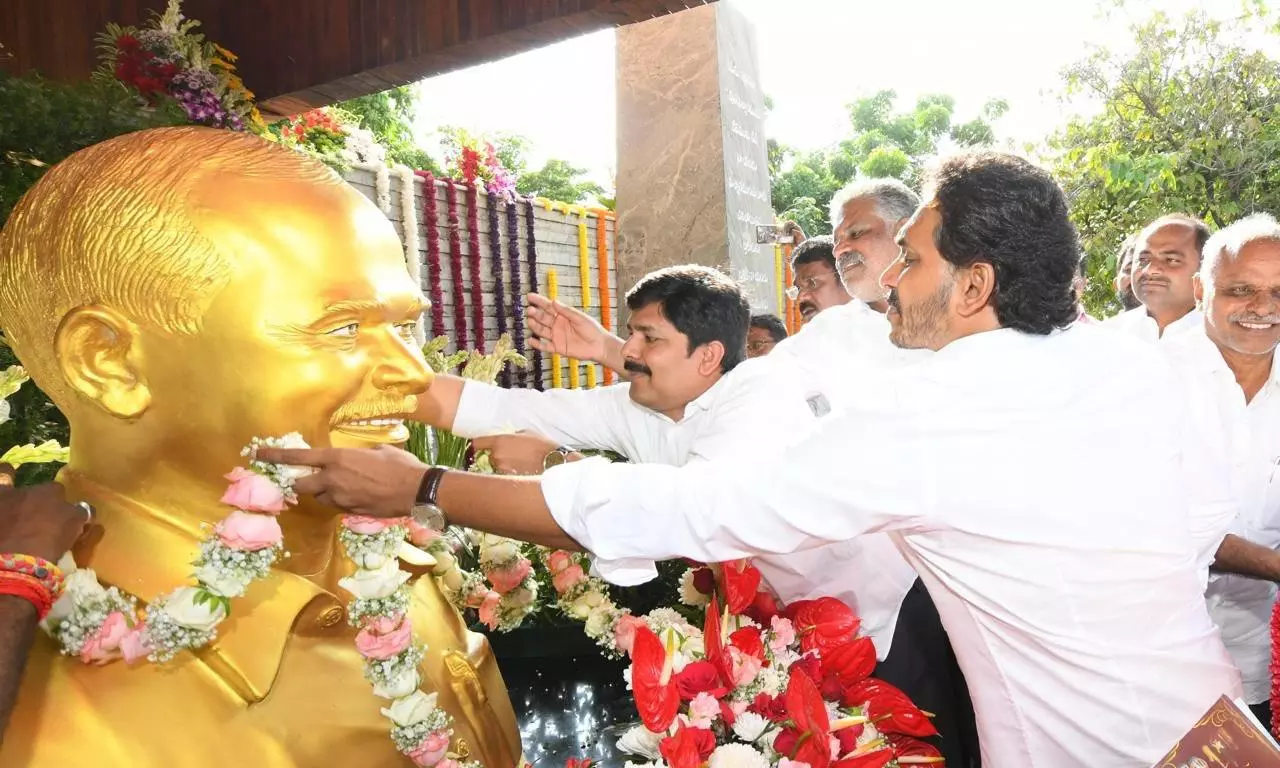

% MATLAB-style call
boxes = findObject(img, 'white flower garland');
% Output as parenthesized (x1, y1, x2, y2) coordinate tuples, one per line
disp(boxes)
(39, 434, 480, 767)
(396, 164, 425, 346)
(374, 163, 392, 217)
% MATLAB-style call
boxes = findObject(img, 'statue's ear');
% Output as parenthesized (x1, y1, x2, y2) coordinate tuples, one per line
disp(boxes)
(54, 305, 151, 419)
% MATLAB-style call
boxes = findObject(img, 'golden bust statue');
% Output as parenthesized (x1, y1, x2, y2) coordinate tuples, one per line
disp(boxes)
(0, 126, 522, 766)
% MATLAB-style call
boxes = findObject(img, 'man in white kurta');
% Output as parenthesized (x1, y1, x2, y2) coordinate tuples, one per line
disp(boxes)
(1102, 214, 1209, 343)
(1163, 214, 1280, 725)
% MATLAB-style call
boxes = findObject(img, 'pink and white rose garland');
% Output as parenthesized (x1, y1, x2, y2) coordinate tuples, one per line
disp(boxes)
(39, 433, 481, 767)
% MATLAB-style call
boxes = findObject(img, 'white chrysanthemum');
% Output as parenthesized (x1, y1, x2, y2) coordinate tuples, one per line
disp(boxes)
(679, 568, 711, 607)
(615, 724, 663, 759)
(731, 711, 770, 742)
(708, 744, 770, 768)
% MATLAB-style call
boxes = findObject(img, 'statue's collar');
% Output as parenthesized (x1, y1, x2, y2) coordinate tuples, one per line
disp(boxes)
(63, 473, 344, 703)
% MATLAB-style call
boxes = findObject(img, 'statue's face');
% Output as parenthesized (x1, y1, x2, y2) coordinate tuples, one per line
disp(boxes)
(138, 174, 431, 465)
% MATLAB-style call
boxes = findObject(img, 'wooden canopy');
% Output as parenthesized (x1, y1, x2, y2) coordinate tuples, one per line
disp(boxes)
(0, 0, 715, 116)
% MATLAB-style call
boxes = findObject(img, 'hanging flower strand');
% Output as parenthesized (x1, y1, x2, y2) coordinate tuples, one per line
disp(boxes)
(417, 171, 446, 340)
(595, 211, 613, 386)
(546, 269, 563, 389)
(465, 183, 486, 354)
(505, 200, 526, 388)
(445, 181, 469, 354)
(486, 189, 508, 387)
(524, 198, 544, 391)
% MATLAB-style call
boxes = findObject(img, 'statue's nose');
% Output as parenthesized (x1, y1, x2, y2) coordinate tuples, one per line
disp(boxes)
(371, 338, 432, 396)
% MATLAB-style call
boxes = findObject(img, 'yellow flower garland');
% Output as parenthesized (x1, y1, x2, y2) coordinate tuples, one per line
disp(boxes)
(546, 269, 563, 388)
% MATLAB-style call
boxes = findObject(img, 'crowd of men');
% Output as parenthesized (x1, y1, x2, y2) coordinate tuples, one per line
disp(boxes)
(9, 149, 1280, 766)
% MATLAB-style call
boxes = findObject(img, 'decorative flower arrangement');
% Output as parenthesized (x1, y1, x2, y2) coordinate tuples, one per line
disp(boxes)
(523, 198, 545, 390)
(444, 133, 517, 201)
(504, 200, 527, 388)
(96, 0, 261, 132)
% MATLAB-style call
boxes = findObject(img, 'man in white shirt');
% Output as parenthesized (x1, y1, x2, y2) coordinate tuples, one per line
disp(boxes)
(261, 152, 1245, 766)
(786, 235, 850, 324)
(1103, 214, 1209, 341)
(1163, 213, 1280, 728)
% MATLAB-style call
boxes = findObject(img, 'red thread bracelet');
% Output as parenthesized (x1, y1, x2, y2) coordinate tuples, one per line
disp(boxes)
(0, 571, 55, 621)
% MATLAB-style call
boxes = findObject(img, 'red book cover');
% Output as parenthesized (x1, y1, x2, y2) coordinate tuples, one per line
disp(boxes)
(1152, 695, 1280, 767)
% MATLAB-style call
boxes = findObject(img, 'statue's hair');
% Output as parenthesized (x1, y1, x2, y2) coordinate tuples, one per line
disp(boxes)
(0, 126, 340, 406)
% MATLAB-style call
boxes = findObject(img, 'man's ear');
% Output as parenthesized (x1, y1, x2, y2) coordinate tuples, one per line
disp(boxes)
(55, 305, 151, 419)
(1193, 272, 1205, 306)
(954, 262, 997, 319)
(696, 341, 726, 377)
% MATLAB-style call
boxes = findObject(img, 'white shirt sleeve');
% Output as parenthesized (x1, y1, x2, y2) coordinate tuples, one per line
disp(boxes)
(541, 393, 941, 572)
(450, 380, 636, 451)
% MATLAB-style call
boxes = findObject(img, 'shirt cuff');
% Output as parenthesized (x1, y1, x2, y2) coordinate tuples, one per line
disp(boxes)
(450, 381, 512, 439)
(542, 458, 659, 587)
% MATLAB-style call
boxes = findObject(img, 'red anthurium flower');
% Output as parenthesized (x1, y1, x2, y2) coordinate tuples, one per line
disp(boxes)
(832, 750, 895, 768)
(840, 678, 915, 712)
(776, 666, 833, 768)
(749, 692, 789, 723)
(833, 723, 863, 754)
(888, 734, 945, 763)
(744, 589, 782, 625)
(703, 598, 735, 688)
(730, 626, 765, 663)
(673, 660, 727, 701)
(789, 597, 862, 655)
(790, 653, 822, 685)
(721, 559, 763, 614)
(875, 704, 939, 739)
(820, 636, 877, 687)
(659, 723, 716, 768)
(630, 625, 680, 733)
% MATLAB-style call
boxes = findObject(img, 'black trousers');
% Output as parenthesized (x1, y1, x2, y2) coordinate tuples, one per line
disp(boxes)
(873, 579, 982, 767)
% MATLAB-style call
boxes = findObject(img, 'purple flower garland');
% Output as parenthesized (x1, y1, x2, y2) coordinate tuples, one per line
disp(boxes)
(416, 171, 446, 339)
(465, 183, 485, 354)
(505, 199, 526, 388)
(487, 189, 508, 386)
(445, 181, 468, 352)
(524, 198, 544, 391)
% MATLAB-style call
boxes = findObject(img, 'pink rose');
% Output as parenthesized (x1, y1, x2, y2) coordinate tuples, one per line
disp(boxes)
(216, 510, 284, 551)
(613, 614, 647, 656)
(478, 591, 502, 630)
(119, 626, 152, 664)
(408, 731, 451, 767)
(552, 563, 587, 594)
(729, 646, 762, 688)
(405, 519, 440, 547)
(730, 700, 749, 717)
(463, 584, 491, 609)
(546, 550, 573, 574)
(770, 615, 796, 652)
(687, 691, 720, 729)
(80, 611, 130, 665)
(486, 558, 532, 594)
(342, 515, 397, 535)
(220, 467, 288, 514)
(355, 613, 413, 660)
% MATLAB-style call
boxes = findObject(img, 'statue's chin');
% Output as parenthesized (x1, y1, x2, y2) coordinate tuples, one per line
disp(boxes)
(328, 421, 411, 449)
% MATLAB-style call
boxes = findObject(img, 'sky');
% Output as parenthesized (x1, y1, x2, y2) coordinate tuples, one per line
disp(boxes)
(412, 0, 1257, 187)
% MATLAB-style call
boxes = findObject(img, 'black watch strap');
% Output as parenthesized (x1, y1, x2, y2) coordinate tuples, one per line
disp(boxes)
(416, 466, 447, 506)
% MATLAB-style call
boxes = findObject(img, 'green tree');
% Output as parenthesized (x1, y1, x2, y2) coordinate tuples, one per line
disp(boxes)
(769, 91, 1004, 234)
(515, 159, 606, 205)
(1046, 8, 1280, 318)
(338, 86, 440, 172)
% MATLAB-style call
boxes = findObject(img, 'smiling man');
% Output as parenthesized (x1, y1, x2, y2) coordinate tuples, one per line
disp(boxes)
(264, 152, 1242, 765)
(1104, 214, 1208, 341)
(1163, 213, 1280, 728)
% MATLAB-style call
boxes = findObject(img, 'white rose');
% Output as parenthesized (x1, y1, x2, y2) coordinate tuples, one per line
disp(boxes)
(584, 609, 612, 638)
(162, 586, 227, 631)
(274, 432, 316, 482)
(339, 560, 411, 599)
(679, 569, 711, 607)
(194, 565, 252, 598)
(480, 538, 519, 566)
(567, 590, 604, 619)
(731, 712, 770, 742)
(439, 564, 465, 592)
(615, 724, 663, 759)
(506, 584, 537, 608)
(380, 690, 438, 727)
(63, 569, 107, 602)
(372, 668, 420, 699)
(354, 551, 387, 570)
(708, 744, 770, 768)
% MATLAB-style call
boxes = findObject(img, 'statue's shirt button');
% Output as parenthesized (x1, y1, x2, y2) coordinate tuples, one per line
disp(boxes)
(315, 607, 345, 628)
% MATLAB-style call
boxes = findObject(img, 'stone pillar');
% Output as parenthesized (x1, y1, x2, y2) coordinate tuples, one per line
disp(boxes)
(614, 1, 775, 321)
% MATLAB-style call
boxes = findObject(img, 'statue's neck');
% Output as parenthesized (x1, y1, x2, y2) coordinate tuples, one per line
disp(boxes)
(61, 462, 340, 579)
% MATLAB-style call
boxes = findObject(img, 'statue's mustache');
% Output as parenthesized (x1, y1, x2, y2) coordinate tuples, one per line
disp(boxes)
(330, 395, 418, 425)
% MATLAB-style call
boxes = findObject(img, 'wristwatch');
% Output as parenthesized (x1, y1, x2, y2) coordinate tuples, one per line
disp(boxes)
(543, 445, 574, 471)
(411, 466, 449, 531)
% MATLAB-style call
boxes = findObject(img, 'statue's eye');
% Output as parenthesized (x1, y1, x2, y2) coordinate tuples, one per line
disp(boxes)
(327, 323, 360, 338)
(395, 322, 417, 339)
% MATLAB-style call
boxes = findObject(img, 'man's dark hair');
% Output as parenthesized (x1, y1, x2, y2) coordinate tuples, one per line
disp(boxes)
(625, 265, 750, 372)
(1143, 213, 1211, 260)
(789, 235, 836, 272)
(749, 313, 788, 343)
(924, 152, 1080, 334)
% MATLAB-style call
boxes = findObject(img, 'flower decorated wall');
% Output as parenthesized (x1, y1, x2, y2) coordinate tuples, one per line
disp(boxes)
(343, 167, 619, 391)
